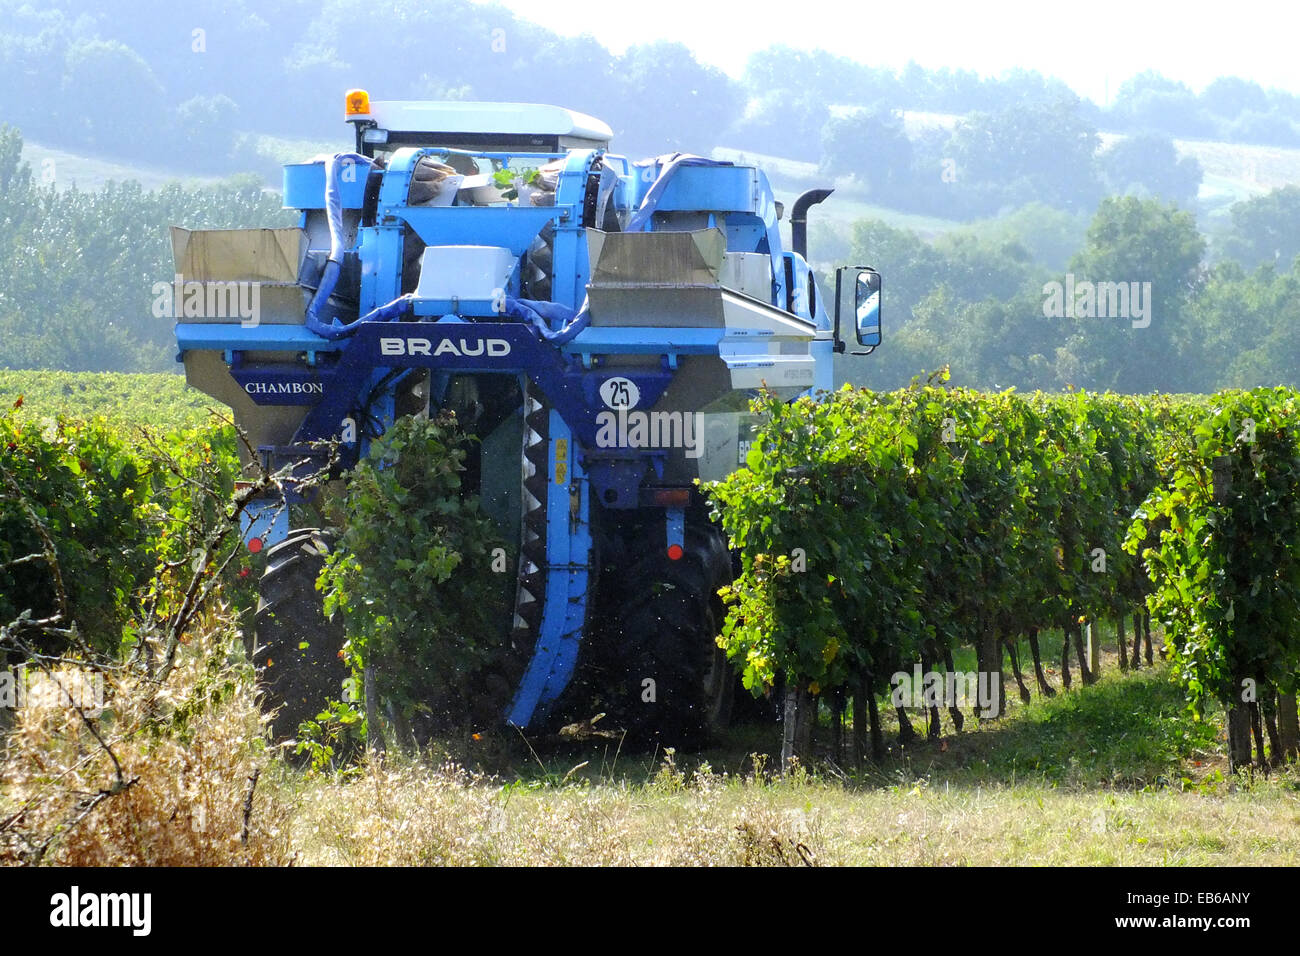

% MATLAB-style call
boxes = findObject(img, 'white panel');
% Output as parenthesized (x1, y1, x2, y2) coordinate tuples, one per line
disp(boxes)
(370, 101, 612, 144)
(720, 253, 772, 299)
(415, 245, 515, 300)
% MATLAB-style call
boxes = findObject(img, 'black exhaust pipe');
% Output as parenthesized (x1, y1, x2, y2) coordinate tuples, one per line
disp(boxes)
(791, 188, 833, 261)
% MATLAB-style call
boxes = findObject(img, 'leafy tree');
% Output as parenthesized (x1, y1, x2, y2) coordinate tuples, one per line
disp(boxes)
(944, 98, 1102, 215)
(613, 41, 742, 156)
(1185, 260, 1300, 390)
(169, 95, 243, 170)
(962, 202, 1089, 272)
(742, 45, 899, 110)
(1060, 197, 1206, 392)
(0, 127, 294, 372)
(60, 39, 167, 153)
(846, 218, 944, 320)
(994, 68, 1098, 118)
(820, 107, 913, 192)
(1226, 111, 1300, 147)
(726, 92, 829, 163)
(1200, 76, 1270, 119)
(1109, 72, 1213, 138)
(0, 6, 82, 142)
(1099, 133, 1202, 205)
(1218, 185, 1300, 270)
(923, 66, 987, 113)
(0, 124, 31, 205)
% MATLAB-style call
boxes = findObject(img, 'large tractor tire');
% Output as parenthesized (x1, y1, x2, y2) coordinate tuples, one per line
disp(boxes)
(607, 522, 734, 749)
(251, 528, 348, 743)
(699, 600, 736, 734)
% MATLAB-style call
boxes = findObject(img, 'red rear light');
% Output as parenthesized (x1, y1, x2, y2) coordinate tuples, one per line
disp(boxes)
(648, 488, 691, 508)
(667, 544, 683, 561)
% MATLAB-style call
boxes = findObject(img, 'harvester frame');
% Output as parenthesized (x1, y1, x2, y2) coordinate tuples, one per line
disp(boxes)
(173, 92, 881, 746)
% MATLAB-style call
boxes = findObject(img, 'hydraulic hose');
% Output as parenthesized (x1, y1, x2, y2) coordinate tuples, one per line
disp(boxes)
(503, 296, 589, 346)
(306, 152, 410, 340)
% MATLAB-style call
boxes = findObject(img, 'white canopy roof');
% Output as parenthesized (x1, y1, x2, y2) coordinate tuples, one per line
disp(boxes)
(368, 101, 612, 148)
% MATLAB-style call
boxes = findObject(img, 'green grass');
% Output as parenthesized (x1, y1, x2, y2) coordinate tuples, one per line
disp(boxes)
(496, 656, 1218, 793)
(0, 370, 219, 430)
(927, 665, 1220, 789)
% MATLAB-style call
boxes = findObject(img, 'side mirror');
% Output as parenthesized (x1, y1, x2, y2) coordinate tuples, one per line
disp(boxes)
(834, 266, 882, 352)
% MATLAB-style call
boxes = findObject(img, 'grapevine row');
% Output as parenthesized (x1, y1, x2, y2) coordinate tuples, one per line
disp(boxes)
(705, 380, 1300, 770)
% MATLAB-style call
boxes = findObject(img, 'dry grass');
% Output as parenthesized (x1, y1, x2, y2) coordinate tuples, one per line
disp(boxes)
(281, 748, 1300, 867)
(288, 754, 826, 866)
(5, 623, 1298, 866)
(0, 607, 293, 866)
(797, 780, 1300, 865)
(279, 658, 1300, 867)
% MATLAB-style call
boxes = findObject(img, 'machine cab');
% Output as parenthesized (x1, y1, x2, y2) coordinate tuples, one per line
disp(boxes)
(344, 91, 614, 157)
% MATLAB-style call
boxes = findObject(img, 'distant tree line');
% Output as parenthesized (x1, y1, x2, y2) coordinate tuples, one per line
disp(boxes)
(4, 113, 1300, 394)
(817, 98, 1204, 219)
(0, 126, 293, 372)
(837, 186, 1300, 393)
(1, 1, 1296, 193)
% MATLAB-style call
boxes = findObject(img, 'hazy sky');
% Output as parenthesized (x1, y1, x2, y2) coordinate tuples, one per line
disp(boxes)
(477, 0, 1300, 104)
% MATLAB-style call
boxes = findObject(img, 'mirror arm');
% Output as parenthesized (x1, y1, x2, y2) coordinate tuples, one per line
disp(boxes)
(832, 267, 846, 352)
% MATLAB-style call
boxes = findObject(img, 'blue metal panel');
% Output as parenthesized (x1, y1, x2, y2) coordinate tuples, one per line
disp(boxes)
(283, 322, 652, 450)
(665, 507, 685, 553)
(654, 165, 757, 214)
(284, 162, 368, 210)
(785, 251, 832, 332)
(240, 497, 290, 550)
(400, 207, 561, 257)
(356, 227, 384, 317)
(811, 338, 834, 396)
(726, 222, 767, 258)
(566, 326, 723, 355)
(212, 319, 760, 453)
(551, 150, 599, 313)
(506, 412, 592, 726)
(412, 296, 501, 317)
(584, 455, 650, 509)
(368, 151, 427, 312)
(175, 323, 339, 354)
